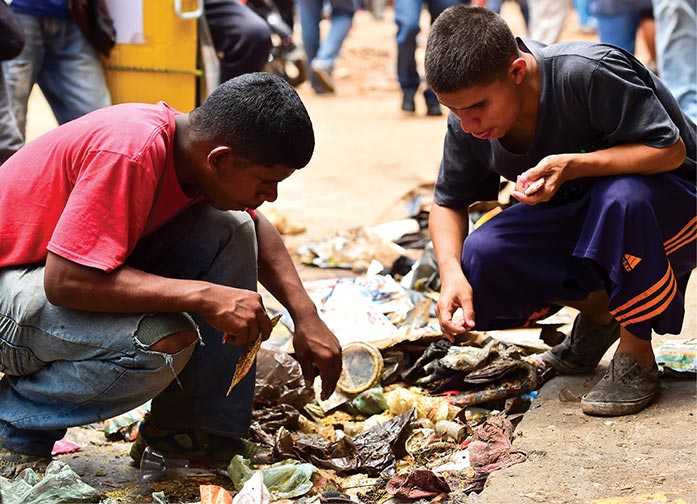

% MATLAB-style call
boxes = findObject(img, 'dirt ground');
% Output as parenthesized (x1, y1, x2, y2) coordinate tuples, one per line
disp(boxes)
(20, 4, 695, 503)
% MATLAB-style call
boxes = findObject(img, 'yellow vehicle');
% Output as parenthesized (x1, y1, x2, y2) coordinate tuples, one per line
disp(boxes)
(103, 0, 213, 112)
(103, 0, 305, 112)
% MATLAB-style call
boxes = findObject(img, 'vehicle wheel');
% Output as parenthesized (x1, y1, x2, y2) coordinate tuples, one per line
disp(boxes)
(266, 51, 307, 88)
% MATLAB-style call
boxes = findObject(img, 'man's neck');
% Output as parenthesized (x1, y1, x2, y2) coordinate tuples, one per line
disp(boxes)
(500, 52, 541, 153)
(172, 114, 200, 197)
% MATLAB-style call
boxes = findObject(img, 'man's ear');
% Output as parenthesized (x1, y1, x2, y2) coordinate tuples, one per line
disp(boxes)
(207, 146, 233, 172)
(509, 57, 527, 83)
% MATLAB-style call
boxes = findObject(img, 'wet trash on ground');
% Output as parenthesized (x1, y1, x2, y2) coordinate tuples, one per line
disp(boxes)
(0, 461, 103, 504)
(50, 439, 81, 456)
(0, 218, 575, 503)
(654, 338, 697, 376)
(103, 401, 151, 442)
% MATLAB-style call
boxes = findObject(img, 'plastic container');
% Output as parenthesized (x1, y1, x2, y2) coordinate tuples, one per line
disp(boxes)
(139, 446, 191, 481)
(336, 342, 384, 395)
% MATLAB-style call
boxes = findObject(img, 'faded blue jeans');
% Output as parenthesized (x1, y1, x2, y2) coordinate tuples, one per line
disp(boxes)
(1, 11, 111, 135)
(653, 0, 697, 122)
(394, 0, 461, 91)
(298, 0, 355, 70)
(0, 70, 22, 164)
(0, 204, 259, 456)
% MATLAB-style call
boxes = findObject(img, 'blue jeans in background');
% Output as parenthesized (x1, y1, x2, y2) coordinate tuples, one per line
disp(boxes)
(299, 0, 354, 70)
(0, 205, 259, 456)
(0, 70, 22, 164)
(2, 12, 110, 135)
(653, 0, 697, 122)
(394, 0, 461, 91)
(573, 0, 597, 29)
(487, 0, 530, 27)
(594, 9, 641, 52)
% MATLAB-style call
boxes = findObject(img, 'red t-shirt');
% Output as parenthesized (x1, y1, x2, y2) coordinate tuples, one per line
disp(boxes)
(0, 102, 200, 272)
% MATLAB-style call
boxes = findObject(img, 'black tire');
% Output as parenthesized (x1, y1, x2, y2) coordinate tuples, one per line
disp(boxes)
(266, 53, 307, 88)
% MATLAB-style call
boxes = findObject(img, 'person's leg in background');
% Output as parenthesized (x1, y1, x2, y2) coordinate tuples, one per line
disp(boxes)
(394, 0, 423, 112)
(517, 0, 531, 28)
(638, 9, 656, 71)
(34, 14, 110, 126)
(421, 0, 462, 116)
(593, 8, 641, 53)
(274, 0, 296, 31)
(307, 0, 355, 93)
(0, 70, 23, 165)
(652, 0, 697, 122)
(528, 0, 571, 44)
(3, 14, 47, 137)
(573, 0, 597, 32)
(204, 0, 272, 82)
(298, 0, 325, 92)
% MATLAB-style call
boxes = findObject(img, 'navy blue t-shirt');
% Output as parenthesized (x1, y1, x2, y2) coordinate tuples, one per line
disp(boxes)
(435, 38, 697, 209)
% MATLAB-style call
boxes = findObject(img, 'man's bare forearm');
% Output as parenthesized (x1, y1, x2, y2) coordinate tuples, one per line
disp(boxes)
(255, 211, 318, 321)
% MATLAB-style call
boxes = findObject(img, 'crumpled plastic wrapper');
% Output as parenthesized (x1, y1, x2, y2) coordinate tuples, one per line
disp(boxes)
(273, 408, 416, 476)
(386, 469, 451, 499)
(228, 456, 315, 500)
(654, 338, 697, 375)
(0, 460, 102, 504)
(254, 349, 314, 411)
(468, 416, 526, 474)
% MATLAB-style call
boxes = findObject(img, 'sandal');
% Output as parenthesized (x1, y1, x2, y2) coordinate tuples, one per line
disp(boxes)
(129, 413, 208, 466)
(129, 414, 265, 467)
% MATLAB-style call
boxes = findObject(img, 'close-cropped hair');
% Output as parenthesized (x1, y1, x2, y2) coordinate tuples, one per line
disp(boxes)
(425, 5, 519, 93)
(189, 72, 315, 169)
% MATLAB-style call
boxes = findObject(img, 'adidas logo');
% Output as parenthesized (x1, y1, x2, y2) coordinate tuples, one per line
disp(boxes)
(622, 253, 642, 272)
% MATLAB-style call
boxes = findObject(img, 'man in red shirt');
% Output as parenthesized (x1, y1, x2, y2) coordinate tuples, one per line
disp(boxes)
(0, 72, 342, 476)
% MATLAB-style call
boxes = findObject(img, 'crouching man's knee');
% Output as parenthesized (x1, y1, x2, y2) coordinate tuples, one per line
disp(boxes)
(135, 313, 199, 374)
(149, 330, 198, 354)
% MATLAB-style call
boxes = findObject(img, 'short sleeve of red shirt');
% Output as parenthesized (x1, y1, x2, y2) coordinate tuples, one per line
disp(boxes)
(47, 103, 184, 272)
(48, 148, 162, 272)
(0, 102, 192, 272)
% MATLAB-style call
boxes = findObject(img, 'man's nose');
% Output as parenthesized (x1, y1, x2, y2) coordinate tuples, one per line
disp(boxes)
(263, 185, 278, 202)
(456, 111, 479, 134)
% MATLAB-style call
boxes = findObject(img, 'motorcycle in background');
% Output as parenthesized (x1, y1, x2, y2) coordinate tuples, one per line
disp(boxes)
(246, 0, 308, 88)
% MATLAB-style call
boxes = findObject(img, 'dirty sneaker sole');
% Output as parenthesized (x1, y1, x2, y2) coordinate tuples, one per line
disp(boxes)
(580, 390, 657, 416)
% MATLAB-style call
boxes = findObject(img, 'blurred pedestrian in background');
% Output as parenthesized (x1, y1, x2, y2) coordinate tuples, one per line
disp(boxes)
(2, 0, 111, 141)
(299, 0, 355, 94)
(528, 0, 571, 45)
(395, 0, 467, 115)
(204, 0, 273, 82)
(0, 0, 24, 165)
(589, 0, 656, 70)
(486, 0, 529, 30)
(652, 0, 696, 122)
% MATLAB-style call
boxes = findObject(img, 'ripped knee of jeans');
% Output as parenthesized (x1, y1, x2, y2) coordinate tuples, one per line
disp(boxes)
(134, 313, 201, 387)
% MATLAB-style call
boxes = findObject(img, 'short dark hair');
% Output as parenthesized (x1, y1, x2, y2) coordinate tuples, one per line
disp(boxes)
(425, 5, 519, 93)
(189, 72, 314, 169)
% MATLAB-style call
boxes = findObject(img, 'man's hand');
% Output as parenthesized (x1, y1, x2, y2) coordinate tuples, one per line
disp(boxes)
(435, 269, 476, 340)
(512, 154, 570, 204)
(291, 314, 342, 400)
(202, 286, 273, 346)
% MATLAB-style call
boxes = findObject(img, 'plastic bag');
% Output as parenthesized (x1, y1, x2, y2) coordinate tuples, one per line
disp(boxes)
(0, 460, 101, 504)
(227, 456, 315, 500)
